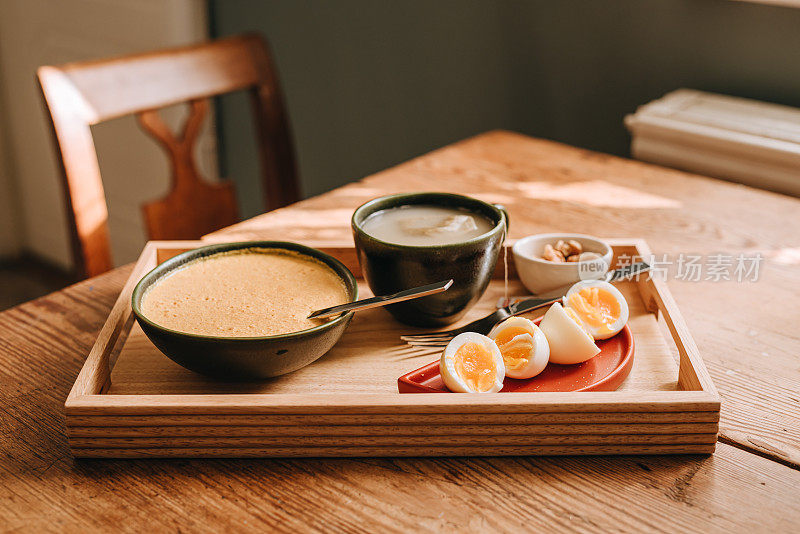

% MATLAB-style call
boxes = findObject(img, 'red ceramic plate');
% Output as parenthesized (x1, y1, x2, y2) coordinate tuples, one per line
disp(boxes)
(397, 318, 634, 393)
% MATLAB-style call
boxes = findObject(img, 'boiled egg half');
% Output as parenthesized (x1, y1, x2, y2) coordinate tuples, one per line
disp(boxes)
(564, 280, 629, 340)
(538, 302, 600, 364)
(488, 317, 549, 379)
(440, 332, 505, 393)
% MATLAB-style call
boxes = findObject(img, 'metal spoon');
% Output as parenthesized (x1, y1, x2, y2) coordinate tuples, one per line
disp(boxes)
(307, 279, 454, 319)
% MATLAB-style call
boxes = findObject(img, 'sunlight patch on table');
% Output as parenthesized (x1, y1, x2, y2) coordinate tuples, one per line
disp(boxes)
(507, 181, 682, 209)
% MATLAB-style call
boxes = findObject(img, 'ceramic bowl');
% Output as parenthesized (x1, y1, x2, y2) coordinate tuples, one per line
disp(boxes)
(131, 241, 358, 380)
(352, 192, 509, 327)
(512, 233, 612, 295)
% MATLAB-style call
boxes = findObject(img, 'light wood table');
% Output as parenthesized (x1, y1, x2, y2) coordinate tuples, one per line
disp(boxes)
(1, 131, 798, 531)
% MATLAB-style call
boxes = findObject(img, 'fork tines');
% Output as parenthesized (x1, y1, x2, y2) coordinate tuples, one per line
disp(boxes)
(401, 341, 451, 348)
(399, 333, 454, 348)
(400, 333, 452, 340)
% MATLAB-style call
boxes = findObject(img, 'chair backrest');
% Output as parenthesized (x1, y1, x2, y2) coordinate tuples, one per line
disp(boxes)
(37, 33, 300, 278)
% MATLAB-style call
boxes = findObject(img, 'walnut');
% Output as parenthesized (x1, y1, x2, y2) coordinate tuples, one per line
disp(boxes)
(542, 243, 566, 262)
(543, 239, 584, 262)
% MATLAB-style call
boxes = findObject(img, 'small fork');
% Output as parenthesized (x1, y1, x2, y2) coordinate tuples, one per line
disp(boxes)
(399, 297, 558, 348)
(400, 261, 650, 348)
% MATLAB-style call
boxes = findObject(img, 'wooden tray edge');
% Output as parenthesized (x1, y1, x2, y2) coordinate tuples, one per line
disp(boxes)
(70, 443, 717, 458)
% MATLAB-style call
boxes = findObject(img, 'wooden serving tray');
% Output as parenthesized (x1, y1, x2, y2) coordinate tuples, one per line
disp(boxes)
(65, 239, 720, 458)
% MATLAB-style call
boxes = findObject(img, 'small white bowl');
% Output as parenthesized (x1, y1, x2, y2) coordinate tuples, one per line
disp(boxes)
(512, 233, 613, 295)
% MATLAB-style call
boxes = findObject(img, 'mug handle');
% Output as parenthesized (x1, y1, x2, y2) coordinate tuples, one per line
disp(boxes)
(493, 204, 510, 234)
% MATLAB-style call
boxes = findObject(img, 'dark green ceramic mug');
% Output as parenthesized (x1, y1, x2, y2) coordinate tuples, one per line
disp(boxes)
(352, 192, 509, 327)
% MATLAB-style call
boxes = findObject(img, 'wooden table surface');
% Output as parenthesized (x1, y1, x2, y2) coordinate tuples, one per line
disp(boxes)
(2, 131, 798, 531)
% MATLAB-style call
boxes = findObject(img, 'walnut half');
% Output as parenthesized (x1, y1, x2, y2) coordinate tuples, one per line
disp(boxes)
(542, 239, 584, 262)
(542, 243, 566, 262)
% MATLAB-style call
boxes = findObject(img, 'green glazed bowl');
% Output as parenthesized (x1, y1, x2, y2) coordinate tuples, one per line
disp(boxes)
(131, 241, 358, 380)
(352, 192, 508, 327)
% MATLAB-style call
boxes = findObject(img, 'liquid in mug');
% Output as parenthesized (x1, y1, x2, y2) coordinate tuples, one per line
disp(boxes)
(361, 205, 494, 246)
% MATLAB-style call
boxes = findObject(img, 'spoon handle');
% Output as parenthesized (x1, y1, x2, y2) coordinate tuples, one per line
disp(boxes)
(605, 261, 651, 283)
(307, 279, 454, 319)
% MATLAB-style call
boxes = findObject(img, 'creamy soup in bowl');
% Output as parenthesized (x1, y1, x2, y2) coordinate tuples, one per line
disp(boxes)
(141, 249, 349, 338)
(131, 241, 357, 380)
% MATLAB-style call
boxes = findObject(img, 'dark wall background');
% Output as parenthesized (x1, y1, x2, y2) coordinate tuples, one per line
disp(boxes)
(210, 0, 800, 217)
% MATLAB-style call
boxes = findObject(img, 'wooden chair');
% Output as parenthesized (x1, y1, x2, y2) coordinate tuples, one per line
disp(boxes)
(37, 33, 300, 278)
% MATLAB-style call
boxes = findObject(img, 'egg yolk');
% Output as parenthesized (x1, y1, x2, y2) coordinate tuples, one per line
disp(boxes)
(453, 342, 497, 392)
(567, 287, 621, 336)
(492, 327, 532, 371)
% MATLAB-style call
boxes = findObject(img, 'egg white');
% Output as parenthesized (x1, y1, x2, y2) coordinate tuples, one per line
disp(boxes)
(488, 317, 550, 379)
(538, 302, 600, 364)
(563, 280, 629, 340)
(440, 332, 505, 393)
